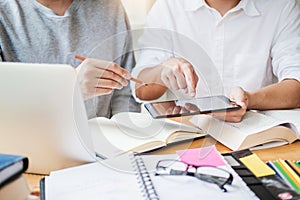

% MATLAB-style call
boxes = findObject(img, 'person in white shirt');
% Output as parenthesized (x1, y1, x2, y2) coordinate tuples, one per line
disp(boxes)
(132, 0, 300, 122)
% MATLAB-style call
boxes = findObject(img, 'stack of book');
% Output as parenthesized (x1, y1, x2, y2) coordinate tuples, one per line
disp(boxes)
(267, 160, 300, 194)
(0, 153, 30, 200)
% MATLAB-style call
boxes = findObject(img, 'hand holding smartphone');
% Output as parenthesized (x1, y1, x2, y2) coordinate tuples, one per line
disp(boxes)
(144, 95, 241, 119)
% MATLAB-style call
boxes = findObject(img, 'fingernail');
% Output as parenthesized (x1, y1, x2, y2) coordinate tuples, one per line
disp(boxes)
(190, 92, 195, 97)
(124, 73, 131, 79)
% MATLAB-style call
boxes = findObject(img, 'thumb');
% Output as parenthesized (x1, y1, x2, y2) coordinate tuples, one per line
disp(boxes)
(229, 87, 248, 108)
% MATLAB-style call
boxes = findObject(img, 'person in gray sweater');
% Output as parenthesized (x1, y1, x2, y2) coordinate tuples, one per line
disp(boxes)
(0, 0, 141, 119)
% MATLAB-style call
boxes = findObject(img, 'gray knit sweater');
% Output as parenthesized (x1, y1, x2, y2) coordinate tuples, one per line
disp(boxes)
(0, 0, 141, 118)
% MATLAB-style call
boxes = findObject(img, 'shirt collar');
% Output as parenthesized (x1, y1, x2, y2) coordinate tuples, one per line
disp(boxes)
(183, 0, 260, 17)
(234, 0, 260, 17)
(183, 0, 205, 11)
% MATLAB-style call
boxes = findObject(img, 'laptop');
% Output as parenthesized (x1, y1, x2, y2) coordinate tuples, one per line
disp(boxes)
(0, 62, 97, 174)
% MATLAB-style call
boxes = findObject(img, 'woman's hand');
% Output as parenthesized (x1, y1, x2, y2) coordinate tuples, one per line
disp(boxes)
(76, 58, 131, 100)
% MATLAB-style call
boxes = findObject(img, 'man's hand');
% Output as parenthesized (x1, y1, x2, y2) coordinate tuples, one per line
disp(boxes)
(160, 58, 198, 97)
(76, 58, 131, 100)
(209, 87, 248, 122)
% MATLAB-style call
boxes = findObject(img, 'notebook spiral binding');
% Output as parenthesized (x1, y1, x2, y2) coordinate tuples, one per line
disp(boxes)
(131, 154, 160, 200)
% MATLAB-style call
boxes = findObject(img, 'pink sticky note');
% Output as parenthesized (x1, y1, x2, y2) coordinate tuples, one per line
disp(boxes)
(177, 146, 226, 167)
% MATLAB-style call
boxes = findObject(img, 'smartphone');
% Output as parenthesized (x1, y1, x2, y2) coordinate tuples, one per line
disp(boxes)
(144, 95, 241, 119)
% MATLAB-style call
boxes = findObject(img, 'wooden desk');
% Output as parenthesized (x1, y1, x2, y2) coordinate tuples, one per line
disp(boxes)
(24, 173, 43, 197)
(25, 138, 300, 198)
(145, 136, 300, 161)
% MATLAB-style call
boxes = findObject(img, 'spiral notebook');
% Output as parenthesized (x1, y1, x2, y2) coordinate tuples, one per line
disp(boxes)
(43, 152, 259, 200)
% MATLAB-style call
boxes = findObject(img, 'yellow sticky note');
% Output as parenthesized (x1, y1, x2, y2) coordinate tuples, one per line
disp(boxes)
(239, 153, 275, 177)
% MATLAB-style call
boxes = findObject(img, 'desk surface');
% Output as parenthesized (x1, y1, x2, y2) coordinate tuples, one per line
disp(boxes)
(24, 138, 300, 199)
(145, 136, 300, 161)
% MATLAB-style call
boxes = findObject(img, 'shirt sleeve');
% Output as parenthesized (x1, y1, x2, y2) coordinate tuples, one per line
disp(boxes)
(131, 0, 175, 102)
(133, 0, 177, 74)
(271, 0, 300, 82)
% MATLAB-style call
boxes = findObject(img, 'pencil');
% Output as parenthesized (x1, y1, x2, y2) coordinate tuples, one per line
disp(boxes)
(272, 161, 294, 189)
(129, 77, 144, 84)
(75, 55, 85, 61)
(295, 161, 300, 168)
(74, 55, 145, 85)
(276, 160, 300, 193)
(286, 160, 300, 176)
(279, 160, 300, 188)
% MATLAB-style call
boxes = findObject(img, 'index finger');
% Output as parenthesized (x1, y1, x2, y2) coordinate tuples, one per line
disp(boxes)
(181, 63, 197, 97)
(86, 58, 131, 79)
(106, 62, 131, 79)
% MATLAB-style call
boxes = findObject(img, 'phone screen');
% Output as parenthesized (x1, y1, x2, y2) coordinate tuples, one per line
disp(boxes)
(144, 95, 240, 118)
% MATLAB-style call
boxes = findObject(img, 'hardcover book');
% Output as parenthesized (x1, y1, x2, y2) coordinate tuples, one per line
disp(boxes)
(0, 153, 28, 188)
(189, 109, 300, 150)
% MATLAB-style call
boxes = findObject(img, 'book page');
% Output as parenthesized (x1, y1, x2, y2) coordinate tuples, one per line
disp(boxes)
(258, 109, 300, 137)
(225, 111, 291, 135)
(45, 162, 142, 200)
(189, 111, 297, 150)
(191, 111, 294, 136)
(89, 112, 201, 157)
(89, 118, 158, 158)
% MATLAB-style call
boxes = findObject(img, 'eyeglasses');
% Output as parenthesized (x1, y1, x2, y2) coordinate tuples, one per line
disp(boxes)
(155, 159, 233, 192)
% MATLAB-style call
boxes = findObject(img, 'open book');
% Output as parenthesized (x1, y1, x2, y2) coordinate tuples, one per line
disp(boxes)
(89, 112, 205, 158)
(189, 109, 300, 150)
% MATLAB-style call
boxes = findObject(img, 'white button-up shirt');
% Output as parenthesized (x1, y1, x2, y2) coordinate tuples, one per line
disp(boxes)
(132, 0, 300, 100)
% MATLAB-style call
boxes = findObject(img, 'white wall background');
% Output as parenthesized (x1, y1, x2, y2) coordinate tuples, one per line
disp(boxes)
(121, 0, 155, 29)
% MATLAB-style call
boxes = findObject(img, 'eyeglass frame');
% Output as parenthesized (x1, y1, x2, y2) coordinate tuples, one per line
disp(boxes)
(155, 159, 233, 192)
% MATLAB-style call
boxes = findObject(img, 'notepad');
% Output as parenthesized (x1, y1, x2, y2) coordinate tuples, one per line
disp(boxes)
(239, 154, 275, 177)
(44, 153, 258, 200)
